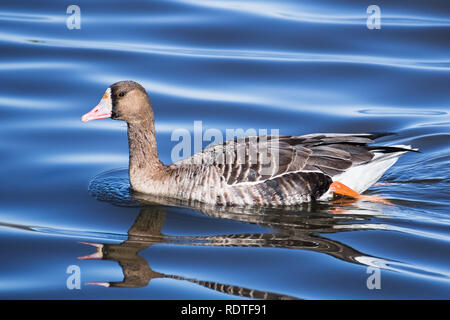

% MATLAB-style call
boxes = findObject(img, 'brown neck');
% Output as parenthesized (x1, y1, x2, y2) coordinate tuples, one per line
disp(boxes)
(127, 115, 164, 185)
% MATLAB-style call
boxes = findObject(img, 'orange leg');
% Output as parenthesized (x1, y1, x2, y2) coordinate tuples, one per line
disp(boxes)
(329, 181, 392, 206)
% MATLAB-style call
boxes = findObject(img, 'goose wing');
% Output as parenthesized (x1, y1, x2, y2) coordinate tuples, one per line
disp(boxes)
(170, 133, 387, 185)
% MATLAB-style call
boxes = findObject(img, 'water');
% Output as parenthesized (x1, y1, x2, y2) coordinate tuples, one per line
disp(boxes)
(0, 0, 449, 299)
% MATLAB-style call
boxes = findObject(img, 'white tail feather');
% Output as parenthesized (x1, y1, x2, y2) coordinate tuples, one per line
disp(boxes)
(334, 145, 414, 193)
(320, 145, 414, 199)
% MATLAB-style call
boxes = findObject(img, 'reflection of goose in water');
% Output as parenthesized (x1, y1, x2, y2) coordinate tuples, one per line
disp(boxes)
(78, 200, 377, 299)
(78, 206, 298, 299)
(132, 193, 374, 265)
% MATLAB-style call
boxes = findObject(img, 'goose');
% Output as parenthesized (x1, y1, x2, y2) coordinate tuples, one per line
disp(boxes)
(82, 80, 417, 206)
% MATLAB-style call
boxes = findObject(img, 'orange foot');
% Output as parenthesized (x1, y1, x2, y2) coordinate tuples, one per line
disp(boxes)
(329, 181, 392, 206)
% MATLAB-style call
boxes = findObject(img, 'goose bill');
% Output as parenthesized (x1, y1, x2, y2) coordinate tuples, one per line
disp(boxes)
(81, 88, 112, 122)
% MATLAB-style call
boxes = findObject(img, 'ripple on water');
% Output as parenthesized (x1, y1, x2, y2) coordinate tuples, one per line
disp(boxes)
(88, 169, 141, 207)
(359, 108, 447, 116)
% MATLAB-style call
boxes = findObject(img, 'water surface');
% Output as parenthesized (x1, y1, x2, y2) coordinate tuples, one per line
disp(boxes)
(0, 0, 449, 299)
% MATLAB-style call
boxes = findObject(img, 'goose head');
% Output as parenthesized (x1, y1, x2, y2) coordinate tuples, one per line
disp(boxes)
(82, 80, 153, 124)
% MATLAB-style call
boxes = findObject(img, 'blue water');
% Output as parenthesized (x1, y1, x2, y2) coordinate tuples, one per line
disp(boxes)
(0, 0, 449, 299)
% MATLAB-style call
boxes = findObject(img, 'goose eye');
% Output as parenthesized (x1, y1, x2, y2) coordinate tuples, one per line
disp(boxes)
(118, 92, 125, 97)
